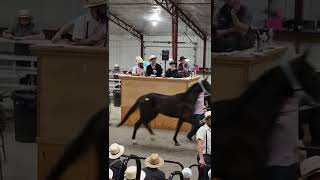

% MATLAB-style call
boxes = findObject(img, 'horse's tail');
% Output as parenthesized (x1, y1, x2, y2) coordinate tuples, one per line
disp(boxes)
(117, 96, 144, 127)
(46, 109, 107, 180)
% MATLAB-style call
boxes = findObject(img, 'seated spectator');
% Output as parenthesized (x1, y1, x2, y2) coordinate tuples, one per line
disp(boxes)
(146, 55, 163, 77)
(300, 156, 320, 180)
(143, 153, 165, 180)
(112, 64, 121, 74)
(126, 56, 145, 76)
(165, 59, 179, 78)
(125, 166, 146, 180)
(212, 0, 255, 52)
(178, 56, 190, 77)
(182, 168, 192, 180)
(51, 0, 107, 47)
(196, 111, 212, 180)
(2, 9, 45, 40)
(109, 143, 125, 180)
(109, 168, 113, 180)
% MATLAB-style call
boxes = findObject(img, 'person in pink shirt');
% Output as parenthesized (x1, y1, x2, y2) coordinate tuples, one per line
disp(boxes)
(187, 92, 205, 141)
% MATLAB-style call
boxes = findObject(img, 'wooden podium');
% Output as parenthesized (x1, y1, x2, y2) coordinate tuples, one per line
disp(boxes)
(31, 44, 108, 180)
(212, 46, 287, 101)
(119, 75, 200, 131)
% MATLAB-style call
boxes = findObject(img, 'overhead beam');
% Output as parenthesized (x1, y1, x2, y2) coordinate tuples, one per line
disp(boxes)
(109, 12, 143, 41)
(153, 0, 207, 40)
(108, 12, 144, 58)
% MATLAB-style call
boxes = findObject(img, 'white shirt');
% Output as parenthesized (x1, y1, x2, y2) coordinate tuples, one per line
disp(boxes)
(131, 65, 145, 76)
(267, 96, 300, 166)
(72, 13, 107, 47)
(196, 124, 211, 155)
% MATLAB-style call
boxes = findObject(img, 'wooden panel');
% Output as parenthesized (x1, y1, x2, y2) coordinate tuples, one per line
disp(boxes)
(120, 76, 199, 107)
(33, 46, 108, 140)
(121, 107, 191, 131)
(212, 46, 287, 101)
(213, 64, 248, 101)
(38, 143, 97, 180)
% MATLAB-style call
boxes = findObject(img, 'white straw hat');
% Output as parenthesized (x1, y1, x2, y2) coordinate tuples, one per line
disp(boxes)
(109, 143, 125, 159)
(17, 9, 32, 18)
(145, 153, 164, 168)
(300, 156, 320, 179)
(124, 166, 146, 180)
(182, 168, 192, 178)
(185, 58, 191, 62)
(149, 55, 157, 60)
(85, 0, 107, 8)
(136, 56, 144, 64)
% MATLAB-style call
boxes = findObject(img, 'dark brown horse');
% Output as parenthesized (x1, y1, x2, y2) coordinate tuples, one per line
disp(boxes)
(117, 78, 212, 146)
(213, 51, 320, 180)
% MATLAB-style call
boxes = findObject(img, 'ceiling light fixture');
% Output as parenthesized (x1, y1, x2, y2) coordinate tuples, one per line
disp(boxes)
(151, 20, 158, 27)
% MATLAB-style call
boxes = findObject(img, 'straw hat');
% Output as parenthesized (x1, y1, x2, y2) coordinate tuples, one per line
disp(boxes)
(300, 156, 320, 179)
(149, 55, 157, 61)
(145, 153, 164, 168)
(136, 56, 144, 64)
(114, 64, 119, 67)
(109, 143, 124, 159)
(182, 168, 192, 178)
(85, 0, 107, 8)
(185, 58, 191, 62)
(109, 169, 113, 179)
(124, 166, 146, 180)
(205, 111, 211, 119)
(168, 59, 176, 65)
(17, 9, 32, 18)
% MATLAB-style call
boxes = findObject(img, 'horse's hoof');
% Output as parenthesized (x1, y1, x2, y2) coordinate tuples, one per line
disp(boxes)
(132, 140, 138, 145)
(150, 137, 155, 141)
(175, 142, 181, 146)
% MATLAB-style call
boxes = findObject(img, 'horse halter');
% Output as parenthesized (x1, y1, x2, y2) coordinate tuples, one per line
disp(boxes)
(280, 60, 320, 113)
(198, 80, 212, 97)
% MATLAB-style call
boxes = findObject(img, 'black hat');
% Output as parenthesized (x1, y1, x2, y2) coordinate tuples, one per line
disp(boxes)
(179, 56, 187, 61)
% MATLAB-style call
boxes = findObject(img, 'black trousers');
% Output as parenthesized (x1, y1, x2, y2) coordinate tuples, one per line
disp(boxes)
(187, 114, 205, 138)
(197, 154, 212, 180)
(264, 163, 299, 180)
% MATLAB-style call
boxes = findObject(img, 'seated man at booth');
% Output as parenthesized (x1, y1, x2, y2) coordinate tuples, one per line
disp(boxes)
(126, 56, 145, 76)
(2, 9, 45, 40)
(213, 0, 255, 52)
(165, 59, 179, 78)
(146, 55, 163, 77)
(51, 0, 107, 47)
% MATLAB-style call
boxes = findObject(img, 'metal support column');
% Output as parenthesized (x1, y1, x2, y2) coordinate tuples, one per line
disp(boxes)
(203, 37, 207, 77)
(140, 35, 144, 59)
(172, 13, 178, 62)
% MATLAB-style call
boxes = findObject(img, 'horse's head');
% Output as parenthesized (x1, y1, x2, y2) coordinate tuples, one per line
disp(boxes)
(199, 77, 212, 97)
(283, 50, 320, 104)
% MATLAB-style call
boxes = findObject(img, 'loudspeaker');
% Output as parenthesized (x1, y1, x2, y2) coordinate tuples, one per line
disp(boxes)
(162, 50, 169, 61)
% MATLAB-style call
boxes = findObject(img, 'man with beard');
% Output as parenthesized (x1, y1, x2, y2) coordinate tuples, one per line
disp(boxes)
(51, 0, 108, 47)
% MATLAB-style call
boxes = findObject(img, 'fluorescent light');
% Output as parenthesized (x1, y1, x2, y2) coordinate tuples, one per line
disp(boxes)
(151, 20, 158, 27)
(150, 13, 160, 21)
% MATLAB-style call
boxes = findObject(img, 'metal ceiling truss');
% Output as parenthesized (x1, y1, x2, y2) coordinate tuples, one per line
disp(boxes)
(153, 0, 207, 40)
(109, 12, 143, 41)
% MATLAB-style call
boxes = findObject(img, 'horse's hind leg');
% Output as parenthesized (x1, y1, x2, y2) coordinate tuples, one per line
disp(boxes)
(173, 119, 184, 146)
(132, 120, 143, 144)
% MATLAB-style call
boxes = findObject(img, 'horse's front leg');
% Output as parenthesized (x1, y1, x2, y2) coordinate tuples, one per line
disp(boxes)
(173, 119, 184, 146)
